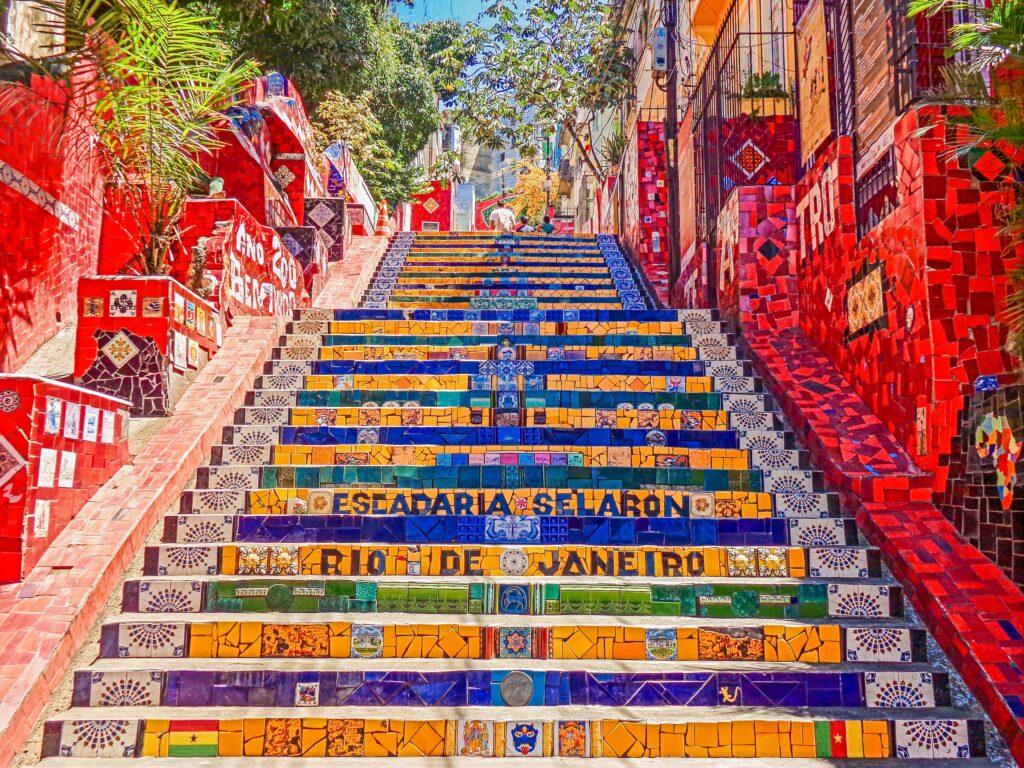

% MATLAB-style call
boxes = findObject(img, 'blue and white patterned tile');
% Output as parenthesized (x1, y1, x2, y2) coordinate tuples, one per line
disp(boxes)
(137, 580, 204, 613)
(115, 622, 186, 658)
(86, 670, 163, 707)
(808, 547, 870, 578)
(55, 719, 139, 757)
(761, 469, 815, 493)
(827, 584, 889, 618)
(894, 719, 971, 758)
(865, 671, 936, 708)
(845, 627, 914, 663)
(788, 519, 850, 547)
(155, 546, 218, 576)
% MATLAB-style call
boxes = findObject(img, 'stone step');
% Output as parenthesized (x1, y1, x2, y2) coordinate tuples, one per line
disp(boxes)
(69, 667, 950, 709)
(245, 389, 774, 412)
(192, 466, 819, 495)
(193, 465, 820, 493)
(40, 709, 986, 760)
(161, 513, 860, 549)
(370, 298, 628, 310)
(222, 427, 794, 456)
(179, 488, 839, 521)
(291, 308, 718, 322)
(142, 543, 881, 579)
(123, 577, 903, 618)
(396, 255, 608, 264)
(260, 359, 750, 379)
(278, 333, 732, 349)
(384, 287, 623, 297)
(209, 443, 802, 471)
(96, 618, 922, 663)
(36, 757, 999, 767)
(231, 406, 774, 431)
(252, 373, 760, 395)
(274, 347, 726, 364)
(284, 319, 726, 336)
(276, 343, 736, 362)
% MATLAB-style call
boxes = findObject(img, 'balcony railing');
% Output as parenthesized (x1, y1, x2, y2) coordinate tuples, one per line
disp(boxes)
(690, 7, 797, 243)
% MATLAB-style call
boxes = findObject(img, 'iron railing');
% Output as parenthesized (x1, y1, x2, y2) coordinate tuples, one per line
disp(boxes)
(690, 0, 797, 243)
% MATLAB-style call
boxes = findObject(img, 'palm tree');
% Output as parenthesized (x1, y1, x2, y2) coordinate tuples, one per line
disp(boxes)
(1, 0, 258, 274)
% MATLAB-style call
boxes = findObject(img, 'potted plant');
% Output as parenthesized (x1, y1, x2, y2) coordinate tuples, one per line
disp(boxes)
(729, 71, 791, 118)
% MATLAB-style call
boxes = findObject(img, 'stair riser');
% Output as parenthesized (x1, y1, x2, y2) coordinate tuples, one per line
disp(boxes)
(143, 543, 881, 579)
(97, 621, 921, 664)
(179, 488, 839, 520)
(71, 669, 947, 709)
(123, 579, 902, 619)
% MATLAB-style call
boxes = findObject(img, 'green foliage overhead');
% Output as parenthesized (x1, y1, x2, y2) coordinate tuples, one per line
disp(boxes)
(366, 15, 442, 161)
(196, 0, 383, 106)
(414, 19, 481, 101)
(451, 0, 633, 182)
(203, 1, 478, 206)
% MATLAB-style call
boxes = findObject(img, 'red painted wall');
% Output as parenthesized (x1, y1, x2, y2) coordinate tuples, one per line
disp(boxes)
(716, 184, 799, 332)
(174, 199, 309, 319)
(0, 73, 105, 371)
(409, 181, 454, 231)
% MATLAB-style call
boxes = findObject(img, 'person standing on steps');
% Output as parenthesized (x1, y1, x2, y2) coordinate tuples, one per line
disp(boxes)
(540, 215, 555, 235)
(516, 216, 535, 233)
(488, 200, 516, 234)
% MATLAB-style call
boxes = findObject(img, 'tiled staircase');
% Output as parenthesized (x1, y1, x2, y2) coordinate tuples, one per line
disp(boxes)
(39, 232, 994, 764)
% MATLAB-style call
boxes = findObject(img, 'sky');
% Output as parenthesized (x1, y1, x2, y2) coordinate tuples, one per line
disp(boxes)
(396, 0, 490, 24)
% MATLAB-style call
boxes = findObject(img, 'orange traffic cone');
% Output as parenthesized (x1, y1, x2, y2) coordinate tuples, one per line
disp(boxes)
(374, 200, 392, 237)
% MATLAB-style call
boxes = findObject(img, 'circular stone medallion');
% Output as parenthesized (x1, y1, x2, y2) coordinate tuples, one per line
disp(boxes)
(499, 671, 534, 706)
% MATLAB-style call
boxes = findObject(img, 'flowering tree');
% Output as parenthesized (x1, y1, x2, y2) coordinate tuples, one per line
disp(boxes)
(509, 164, 557, 220)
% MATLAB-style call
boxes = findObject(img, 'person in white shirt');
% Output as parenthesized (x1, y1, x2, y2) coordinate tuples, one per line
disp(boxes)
(488, 201, 516, 234)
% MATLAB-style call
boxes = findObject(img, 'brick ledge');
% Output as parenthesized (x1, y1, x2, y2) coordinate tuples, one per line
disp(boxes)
(743, 326, 1024, 765)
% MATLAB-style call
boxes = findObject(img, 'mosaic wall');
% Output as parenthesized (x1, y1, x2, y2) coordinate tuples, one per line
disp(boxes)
(0, 375, 129, 582)
(716, 184, 799, 332)
(0, 72, 104, 371)
(792, 111, 1024, 585)
(939, 385, 1024, 584)
(276, 226, 328, 298)
(410, 181, 454, 232)
(43, 716, 985, 759)
(633, 122, 670, 304)
(304, 197, 347, 263)
(198, 73, 328, 229)
(74, 277, 222, 416)
(716, 114, 798, 193)
(175, 200, 311, 318)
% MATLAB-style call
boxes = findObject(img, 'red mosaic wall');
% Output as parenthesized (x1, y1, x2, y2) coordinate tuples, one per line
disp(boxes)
(717, 113, 798, 191)
(716, 184, 800, 332)
(174, 199, 310, 320)
(742, 327, 1024, 765)
(73, 277, 222, 416)
(0, 73, 105, 371)
(634, 121, 670, 304)
(409, 181, 454, 232)
(792, 109, 1024, 582)
(0, 375, 130, 582)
